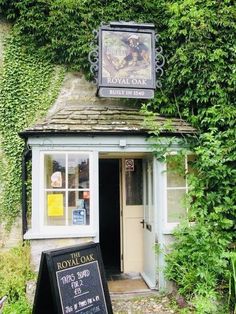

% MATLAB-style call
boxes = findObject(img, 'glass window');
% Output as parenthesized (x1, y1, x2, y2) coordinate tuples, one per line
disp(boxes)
(144, 160, 154, 223)
(166, 154, 194, 224)
(167, 189, 186, 223)
(187, 154, 197, 176)
(125, 159, 143, 205)
(166, 155, 185, 187)
(43, 153, 90, 226)
(45, 191, 66, 225)
(68, 154, 89, 189)
(44, 154, 66, 189)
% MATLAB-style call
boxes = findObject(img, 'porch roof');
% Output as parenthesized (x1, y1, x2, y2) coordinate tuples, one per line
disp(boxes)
(20, 103, 195, 138)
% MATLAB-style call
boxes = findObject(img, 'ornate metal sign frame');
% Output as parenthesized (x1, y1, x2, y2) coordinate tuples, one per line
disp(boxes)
(88, 22, 164, 99)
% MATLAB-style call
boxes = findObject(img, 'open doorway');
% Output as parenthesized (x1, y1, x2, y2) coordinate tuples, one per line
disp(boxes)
(99, 159, 121, 275)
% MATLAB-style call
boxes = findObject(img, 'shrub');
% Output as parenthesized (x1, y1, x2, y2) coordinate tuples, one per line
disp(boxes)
(0, 243, 35, 313)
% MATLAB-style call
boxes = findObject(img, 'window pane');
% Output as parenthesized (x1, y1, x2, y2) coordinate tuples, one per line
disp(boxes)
(44, 154, 65, 189)
(126, 159, 143, 205)
(144, 162, 149, 221)
(167, 155, 185, 187)
(68, 155, 89, 189)
(167, 189, 186, 223)
(43, 153, 90, 227)
(68, 191, 90, 226)
(45, 191, 66, 225)
(150, 163, 154, 206)
(144, 161, 153, 222)
(150, 162, 154, 221)
(187, 154, 197, 175)
(145, 163, 148, 207)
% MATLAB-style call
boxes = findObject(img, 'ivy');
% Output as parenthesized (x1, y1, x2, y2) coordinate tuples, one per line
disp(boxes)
(158, 0, 236, 310)
(0, 31, 65, 227)
(0, 0, 168, 74)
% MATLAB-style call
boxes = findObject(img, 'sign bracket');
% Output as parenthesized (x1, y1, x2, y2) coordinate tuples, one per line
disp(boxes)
(88, 21, 165, 99)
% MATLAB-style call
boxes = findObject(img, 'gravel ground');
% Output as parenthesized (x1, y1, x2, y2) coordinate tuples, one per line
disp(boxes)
(111, 294, 177, 313)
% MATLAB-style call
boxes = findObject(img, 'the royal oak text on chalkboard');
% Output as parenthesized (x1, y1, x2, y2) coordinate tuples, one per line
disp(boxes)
(33, 242, 113, 314)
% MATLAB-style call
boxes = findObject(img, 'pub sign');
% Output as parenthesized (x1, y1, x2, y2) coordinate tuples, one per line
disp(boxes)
(33, 242, 113, 314)
(89, 22, 160, 99)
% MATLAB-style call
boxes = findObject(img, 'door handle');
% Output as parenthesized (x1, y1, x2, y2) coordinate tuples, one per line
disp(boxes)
(140, 219, 145, 228)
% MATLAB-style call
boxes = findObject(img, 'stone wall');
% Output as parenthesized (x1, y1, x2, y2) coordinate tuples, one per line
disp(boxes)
(46, 71, 121, 120)
(0, 218, 22, 250)
(0, 19, 11, 68)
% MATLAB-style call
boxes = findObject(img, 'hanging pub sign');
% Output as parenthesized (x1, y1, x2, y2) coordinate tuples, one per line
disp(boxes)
(33, 242, 113, 314)
(88, 22, 165, 99)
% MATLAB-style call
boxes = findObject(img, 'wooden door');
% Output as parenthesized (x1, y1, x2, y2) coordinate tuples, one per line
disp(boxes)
(122, 158, 144, 273)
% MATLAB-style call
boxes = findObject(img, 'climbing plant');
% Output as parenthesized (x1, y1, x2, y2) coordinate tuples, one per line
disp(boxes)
(0, 0, 235, 310)
(0, 31, 64, 226)
(0, 0, 168, 73)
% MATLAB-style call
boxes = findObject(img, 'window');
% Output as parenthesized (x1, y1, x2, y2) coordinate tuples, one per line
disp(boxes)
(144, 159, 154, 224)
(165, 154, 195, 227)
(44, 153, 90, 226)
(23, 147, 98, 240)
(125, 159, 143, 205)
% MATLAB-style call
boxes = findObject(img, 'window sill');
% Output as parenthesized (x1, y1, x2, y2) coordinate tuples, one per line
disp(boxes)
(162, 223, 179, 235)
(162, 221, 195, 235)
(23, 229, 97, 240)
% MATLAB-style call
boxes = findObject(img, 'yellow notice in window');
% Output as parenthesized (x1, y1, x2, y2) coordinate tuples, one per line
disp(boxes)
(47, 194, 64, 217)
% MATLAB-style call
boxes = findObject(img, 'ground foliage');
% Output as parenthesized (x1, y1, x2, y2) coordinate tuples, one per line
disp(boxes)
(0, 243, 35, 313)
(0, 0, 235, 310)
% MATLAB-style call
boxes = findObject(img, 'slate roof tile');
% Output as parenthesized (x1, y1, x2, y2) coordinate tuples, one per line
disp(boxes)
(20, 103, 195, 137)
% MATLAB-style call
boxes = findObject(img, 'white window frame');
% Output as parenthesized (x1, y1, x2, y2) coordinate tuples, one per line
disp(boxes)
(24, 150, 98, 239)
(163, 152, 191, 234)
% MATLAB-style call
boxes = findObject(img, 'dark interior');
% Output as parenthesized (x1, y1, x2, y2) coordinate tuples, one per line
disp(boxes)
(99, 159, 121, 275)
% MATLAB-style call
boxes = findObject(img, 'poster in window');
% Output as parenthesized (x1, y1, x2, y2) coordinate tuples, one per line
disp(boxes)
(72, 209, 86, 225)
(48, 194, 64, 217)
(51, 171, 62, 188)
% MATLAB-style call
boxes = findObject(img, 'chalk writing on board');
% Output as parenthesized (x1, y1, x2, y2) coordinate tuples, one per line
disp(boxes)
(56, 261, 108, 314)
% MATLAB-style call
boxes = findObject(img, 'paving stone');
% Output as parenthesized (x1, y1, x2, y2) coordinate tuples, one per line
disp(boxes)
(111, 295, 176, 313)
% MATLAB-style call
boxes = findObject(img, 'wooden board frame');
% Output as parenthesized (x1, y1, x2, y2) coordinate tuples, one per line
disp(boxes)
(33, 242, 113, 314)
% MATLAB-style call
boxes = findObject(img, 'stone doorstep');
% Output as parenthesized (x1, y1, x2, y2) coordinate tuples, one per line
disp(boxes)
(110, 289, 159, 300)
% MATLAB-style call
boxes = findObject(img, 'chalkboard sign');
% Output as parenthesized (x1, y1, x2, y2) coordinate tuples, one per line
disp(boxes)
(33, 242, 113, 314)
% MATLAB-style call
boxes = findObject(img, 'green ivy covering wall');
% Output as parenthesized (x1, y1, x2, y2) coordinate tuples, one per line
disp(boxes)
(0, 30, 65, 226)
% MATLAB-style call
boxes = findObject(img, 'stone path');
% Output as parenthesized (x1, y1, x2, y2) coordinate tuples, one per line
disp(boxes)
(111, 294, 177, 313)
